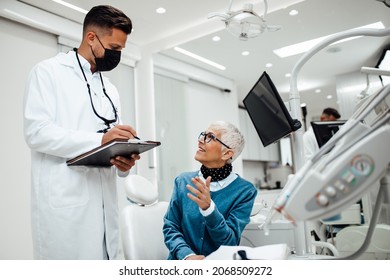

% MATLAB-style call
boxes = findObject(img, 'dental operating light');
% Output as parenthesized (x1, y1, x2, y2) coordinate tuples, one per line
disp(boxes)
(208, 0, 281, 41)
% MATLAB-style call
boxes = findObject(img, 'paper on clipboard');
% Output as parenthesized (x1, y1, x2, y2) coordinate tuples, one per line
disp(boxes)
(66, 138, 161, 167)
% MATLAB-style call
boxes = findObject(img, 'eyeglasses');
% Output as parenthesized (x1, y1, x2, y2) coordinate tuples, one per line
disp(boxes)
(198, 131, 231, 149)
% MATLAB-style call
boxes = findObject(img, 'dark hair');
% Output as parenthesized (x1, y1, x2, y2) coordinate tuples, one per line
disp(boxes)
(322, 107, 341, 119)
(83, 5, 132, 36)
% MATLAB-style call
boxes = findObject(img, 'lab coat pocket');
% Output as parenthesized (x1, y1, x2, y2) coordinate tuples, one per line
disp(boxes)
(49, 163, 89, 209)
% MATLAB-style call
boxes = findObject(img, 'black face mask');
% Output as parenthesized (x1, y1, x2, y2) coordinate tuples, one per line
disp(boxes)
(92, 35, 121, 72)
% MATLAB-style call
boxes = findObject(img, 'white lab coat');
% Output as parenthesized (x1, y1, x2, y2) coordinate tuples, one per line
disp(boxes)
(23, 50, 124, 259)
(302, 126, 319, 162)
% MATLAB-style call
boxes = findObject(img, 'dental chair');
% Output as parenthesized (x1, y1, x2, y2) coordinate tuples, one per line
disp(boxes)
(121, 174, 169, 260)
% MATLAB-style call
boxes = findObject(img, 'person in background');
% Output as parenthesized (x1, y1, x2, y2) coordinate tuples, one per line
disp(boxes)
(302, 107, 341, 161)
(163, 121, 257, 260)
(23, 5, 139, 259)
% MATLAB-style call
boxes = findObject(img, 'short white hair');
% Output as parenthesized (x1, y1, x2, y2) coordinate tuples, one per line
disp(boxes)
(208, 121, 245, 163)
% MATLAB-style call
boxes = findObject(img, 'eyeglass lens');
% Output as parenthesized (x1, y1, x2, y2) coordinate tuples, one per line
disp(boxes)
(199, 132, 214, 143)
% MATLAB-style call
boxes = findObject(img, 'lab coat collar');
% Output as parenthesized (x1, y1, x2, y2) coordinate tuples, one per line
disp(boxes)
(57, 50, 104, 96)
(57, 50, 94, 75)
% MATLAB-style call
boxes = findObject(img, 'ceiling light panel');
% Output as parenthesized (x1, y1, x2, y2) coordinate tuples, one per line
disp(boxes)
(274, 21, 385, 58)
(156, 7, 166, 14)
(173, 47, 226, 71)
(52, 0, 87, 14)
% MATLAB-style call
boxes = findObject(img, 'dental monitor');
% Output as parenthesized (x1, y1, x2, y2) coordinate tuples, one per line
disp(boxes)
(311, 120, 346, 148)
(243, 71, 301, 147)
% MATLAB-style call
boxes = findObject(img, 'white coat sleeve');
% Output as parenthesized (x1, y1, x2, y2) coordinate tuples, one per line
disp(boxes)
(23, 62, 102, 159)
(302, 127, 318, 162)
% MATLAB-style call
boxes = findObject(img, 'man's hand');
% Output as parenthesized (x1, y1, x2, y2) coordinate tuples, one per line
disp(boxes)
(186, 176, 212, 210)
(102, 125, 140, 172)
(110, 154, 140, 172)
(101, 124, 138, 145)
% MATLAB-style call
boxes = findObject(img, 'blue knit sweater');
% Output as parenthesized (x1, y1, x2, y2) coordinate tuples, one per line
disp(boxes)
(163, 171, 257, 260)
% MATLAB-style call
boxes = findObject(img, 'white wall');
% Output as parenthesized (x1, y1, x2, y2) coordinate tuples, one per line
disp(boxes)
(154, 73, 191, 201)
(0, 17, 58, 260)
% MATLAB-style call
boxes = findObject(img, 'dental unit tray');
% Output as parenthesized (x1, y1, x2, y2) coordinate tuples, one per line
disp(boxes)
(276, 84, 390, 222)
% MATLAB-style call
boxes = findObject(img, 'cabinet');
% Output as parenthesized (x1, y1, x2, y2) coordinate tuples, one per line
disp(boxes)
(239, 108, 280, 162)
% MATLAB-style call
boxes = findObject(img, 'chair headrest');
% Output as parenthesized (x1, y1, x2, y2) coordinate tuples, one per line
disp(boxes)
(124, 174, 158, 205)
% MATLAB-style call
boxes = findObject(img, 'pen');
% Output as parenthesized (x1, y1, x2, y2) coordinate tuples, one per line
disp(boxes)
(131, 133, 140, 140)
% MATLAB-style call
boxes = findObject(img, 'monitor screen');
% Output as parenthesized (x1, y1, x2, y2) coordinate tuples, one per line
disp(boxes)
(243, 71, 300, 147)
(311, 120, 346, 148)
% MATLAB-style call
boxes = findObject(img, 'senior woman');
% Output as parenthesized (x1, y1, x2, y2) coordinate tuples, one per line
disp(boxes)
(163, 121, 257, 260)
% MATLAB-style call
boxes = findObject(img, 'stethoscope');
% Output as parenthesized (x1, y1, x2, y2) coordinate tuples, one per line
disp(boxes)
(74, 48, 118, 133)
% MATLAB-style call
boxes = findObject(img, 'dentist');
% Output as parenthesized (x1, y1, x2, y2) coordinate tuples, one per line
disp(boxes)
(23, 5, 139, 259)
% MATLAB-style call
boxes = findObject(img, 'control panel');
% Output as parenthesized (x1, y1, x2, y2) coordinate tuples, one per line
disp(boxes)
(305, 155, 374, 211)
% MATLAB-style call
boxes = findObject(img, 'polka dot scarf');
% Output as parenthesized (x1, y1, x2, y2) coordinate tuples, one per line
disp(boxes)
(200, 163, 232, 182)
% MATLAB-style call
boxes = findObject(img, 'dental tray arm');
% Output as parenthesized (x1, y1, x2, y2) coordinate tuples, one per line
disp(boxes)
(274, 83, 389, 223)
(263, 27, 390, 231)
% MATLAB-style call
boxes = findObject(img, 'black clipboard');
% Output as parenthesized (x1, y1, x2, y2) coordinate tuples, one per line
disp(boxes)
(66, 138, 161, 167)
